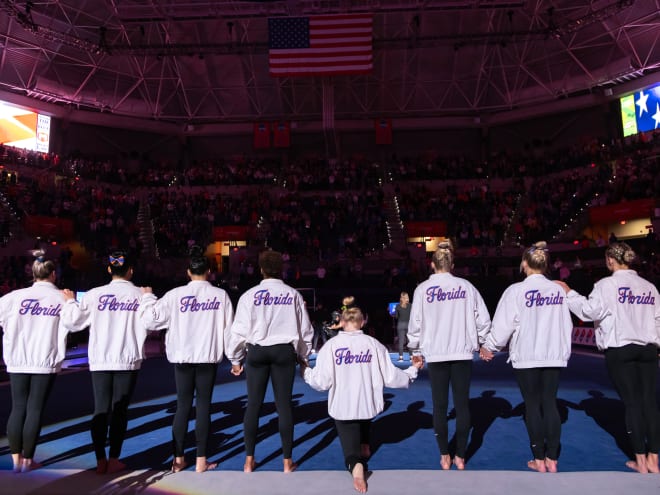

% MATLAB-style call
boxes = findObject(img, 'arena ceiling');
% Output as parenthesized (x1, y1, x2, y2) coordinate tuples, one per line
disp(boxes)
(0, 0, 659, 132)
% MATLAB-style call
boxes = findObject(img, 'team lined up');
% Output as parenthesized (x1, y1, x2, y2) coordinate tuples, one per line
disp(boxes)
(1, 241, 658, 493)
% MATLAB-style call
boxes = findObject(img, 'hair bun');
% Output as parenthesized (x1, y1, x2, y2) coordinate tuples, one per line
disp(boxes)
(30, 249, 46, 262)
(189, 245, 204, 258)
(622, 250, 636, 264)
(437, 240, 454, 251)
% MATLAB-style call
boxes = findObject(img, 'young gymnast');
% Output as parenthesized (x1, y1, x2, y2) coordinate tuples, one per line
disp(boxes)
(301, 307, 423, 493)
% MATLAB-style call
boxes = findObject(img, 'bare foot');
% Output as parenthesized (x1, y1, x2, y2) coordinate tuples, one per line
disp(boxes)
(12, 454, 23, 474)
(243, 456, 256, 473)
(626, 460, 648, 473)
(171, 457, 187, 473)
(646, 453, 659, 474)
(195, 457, 218, 473)
(283, 458, 297, 473)
(96, 459, 108, 475)
(453, 456, 465, 470)
(440, 454, 451, 470)
(360, 443, 371, 459)
(545, 458, 558, 473)
(20, 459, 42, 473)
(352, 463, 368, 493)
(527, 459, 547, 473)
(106, 458, 126, 474)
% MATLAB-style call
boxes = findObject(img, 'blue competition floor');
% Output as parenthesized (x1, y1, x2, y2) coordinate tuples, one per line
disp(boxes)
(0, 348, 655, 473)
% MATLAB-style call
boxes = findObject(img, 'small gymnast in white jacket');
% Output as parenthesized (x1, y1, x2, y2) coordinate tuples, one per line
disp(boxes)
(302, 307, 423, 494)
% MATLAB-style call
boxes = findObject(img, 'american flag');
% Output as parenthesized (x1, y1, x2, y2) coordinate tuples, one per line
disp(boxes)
(268, 14, 373, 77)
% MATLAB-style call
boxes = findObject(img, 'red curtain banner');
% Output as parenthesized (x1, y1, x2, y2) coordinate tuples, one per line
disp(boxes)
(253, 122, 271, 149)
(272, 121, 291, 148)
(375, 118, 392, 144)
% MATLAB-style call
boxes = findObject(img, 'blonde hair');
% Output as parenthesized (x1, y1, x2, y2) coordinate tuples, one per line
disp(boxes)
(522, 241, 549, 272)
(606, 242, 636, 266)
(341, 295, 355, 308)
(341, 307, 364, 327)
(432, 240, 454, 272)
(31, 249, 56, 281)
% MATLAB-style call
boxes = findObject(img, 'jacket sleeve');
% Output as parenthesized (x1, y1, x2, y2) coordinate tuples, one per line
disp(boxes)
(303, 346, 334, 391)
(0, 293, 11, 329)
(473, 289, 492, 345)
(221, 293, 235, 357)
(377, 341, 414, 389)
(61, 297, 91, 332)
(407, 291, 423, 350)
(138, 292, 171, 330)
(484, 287, 517, 352)
(226, 296, 250, 364)
(566, 288, 608, 322)
(296, 294, 314, 358)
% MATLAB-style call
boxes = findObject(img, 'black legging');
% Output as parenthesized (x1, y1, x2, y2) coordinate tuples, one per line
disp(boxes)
(334, 419, 371, 473)
(427, 360, 472, 458)
(172, 362, 218, 457)
(244, 343, 297, 458)
(90, 370, 138, 460)
(7, 373, 56, 459)
(396, 321, 408, 356)
(605, 343, 659, 455)
(514, 367, 561, 460)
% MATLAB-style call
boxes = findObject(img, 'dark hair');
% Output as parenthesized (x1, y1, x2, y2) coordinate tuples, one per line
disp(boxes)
(31, 249, 56, 281)
(108, 250, 132, 277)
(259, 250, 283, 278)
(188, 245, 210, 275)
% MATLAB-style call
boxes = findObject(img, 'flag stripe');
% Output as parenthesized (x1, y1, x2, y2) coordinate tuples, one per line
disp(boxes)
(268, 14, 373, 77)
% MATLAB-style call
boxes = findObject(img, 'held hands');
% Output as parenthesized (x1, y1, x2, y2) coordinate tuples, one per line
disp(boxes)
(479, 347, 494, 362)
(297, 355, 309, 378)
(411, 354, 424, 370)
(230, 364, 244, 376)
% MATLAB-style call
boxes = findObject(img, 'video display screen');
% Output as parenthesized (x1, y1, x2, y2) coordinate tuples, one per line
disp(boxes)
(0, 100, 51, 152)
(620, 82, 660, 137)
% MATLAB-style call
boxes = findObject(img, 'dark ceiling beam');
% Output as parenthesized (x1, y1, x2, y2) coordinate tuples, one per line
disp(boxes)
(0, 0, 635, 57)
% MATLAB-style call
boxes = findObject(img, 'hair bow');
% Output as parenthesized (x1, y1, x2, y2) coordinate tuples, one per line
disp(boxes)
(109, 255, 125, 266)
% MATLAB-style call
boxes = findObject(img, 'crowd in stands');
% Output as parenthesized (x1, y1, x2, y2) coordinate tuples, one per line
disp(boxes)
(396, 181, 523, 249)
(0, 129, 658, 297)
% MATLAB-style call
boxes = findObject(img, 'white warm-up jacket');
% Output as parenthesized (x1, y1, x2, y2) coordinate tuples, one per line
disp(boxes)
(565, 269, 660, 350)
(62, 279, 148, 371)
(0, 281, 69, 374)
(140, 280, 234, 363)
(304, 330, 418, 420)
(484, 274, 573, 369)
(407, 272, 491, 362)
(227, 278, 313, 364)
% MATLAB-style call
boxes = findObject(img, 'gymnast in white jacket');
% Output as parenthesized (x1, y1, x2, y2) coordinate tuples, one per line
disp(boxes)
(302, 307, 423, 494)
(481, 241, 574, 474)
(0, 250, 70, 473)
(61, 250, 148, 475)
(140, 245, 234, 473)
